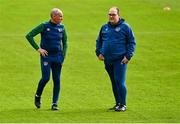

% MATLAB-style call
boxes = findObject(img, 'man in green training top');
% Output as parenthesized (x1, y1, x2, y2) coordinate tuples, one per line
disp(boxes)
(26, 8, 67, 110)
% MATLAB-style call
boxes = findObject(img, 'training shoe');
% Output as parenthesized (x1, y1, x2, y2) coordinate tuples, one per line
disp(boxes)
(34, 94, 41, 108)
(51, 104, 59, 110)
(114, 104, 126, 112)
(109, 103, 121, 110)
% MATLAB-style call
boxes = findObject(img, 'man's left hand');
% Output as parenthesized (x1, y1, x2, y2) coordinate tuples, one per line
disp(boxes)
(121, 56, 129, 64)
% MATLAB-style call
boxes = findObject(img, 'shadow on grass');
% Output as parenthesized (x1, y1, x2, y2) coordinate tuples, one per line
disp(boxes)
(0, 107, 125, 122)
(0, 107, 117, 114)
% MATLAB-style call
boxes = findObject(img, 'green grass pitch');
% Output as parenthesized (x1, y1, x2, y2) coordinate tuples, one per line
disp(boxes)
(0, 0, 180, 122)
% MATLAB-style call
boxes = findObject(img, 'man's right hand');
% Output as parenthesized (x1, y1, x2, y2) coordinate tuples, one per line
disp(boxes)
(38, 48, 48, 57)
(98, 54, 104, 61)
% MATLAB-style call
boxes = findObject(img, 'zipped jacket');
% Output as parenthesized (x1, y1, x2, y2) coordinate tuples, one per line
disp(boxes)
(26, 21, 67, 57)
(96, 19, 136, 62)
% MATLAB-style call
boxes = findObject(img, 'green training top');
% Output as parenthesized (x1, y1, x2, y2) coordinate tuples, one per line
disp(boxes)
(26, 22, 68, 57)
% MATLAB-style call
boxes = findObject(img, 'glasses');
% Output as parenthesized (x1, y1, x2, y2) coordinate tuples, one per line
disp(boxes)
(108, 13, 117, 16)
(58, 15, 63, 17)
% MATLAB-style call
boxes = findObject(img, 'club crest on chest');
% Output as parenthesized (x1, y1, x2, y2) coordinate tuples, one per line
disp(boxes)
(47, 28, 50, 31)
(58, 28, 63, 32)
(115, 27, 121, 32)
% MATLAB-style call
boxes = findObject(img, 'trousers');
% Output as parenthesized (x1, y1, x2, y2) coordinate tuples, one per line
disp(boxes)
(105, 60, 127, 105)
(36, 55, 63, 104)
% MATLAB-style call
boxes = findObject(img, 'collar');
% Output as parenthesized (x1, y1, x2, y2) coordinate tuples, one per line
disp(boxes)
(49, 20, 58, 26)
(108, 18, 125, 27)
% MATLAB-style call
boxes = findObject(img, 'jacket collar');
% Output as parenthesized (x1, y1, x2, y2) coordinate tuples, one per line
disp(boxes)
(108, 18, 125, 27)
(49, 20, 58, 26)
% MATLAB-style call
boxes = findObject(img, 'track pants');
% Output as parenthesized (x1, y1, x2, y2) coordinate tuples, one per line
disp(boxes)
(105, 60, 127, 105)
(36, 56, 62, 105)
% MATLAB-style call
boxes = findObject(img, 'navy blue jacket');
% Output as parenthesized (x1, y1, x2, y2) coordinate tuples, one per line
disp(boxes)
(26, 21, 67, 57)
(96, 19, 136, 62)
(26, 21, 68, 64)
(41, 21, 65, 56)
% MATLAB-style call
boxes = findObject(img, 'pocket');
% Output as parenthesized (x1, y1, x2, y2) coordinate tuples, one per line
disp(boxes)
(57, 55, 64, 64)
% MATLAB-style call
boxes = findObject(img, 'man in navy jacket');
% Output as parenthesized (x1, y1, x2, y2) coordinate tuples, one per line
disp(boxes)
(26, 8, 67, 110)
(96, 7, 136, 111)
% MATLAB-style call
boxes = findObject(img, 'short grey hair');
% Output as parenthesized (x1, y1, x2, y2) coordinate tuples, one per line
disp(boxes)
(50, 8, 63, 17)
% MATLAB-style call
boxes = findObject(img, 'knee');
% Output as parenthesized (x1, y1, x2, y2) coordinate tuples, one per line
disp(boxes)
(114, 77, 126, 88)
(114, 74, 126, 85)
(41, 77, 50, 83)
(118, 82, 126, 91)
(53, 77, 60, 84)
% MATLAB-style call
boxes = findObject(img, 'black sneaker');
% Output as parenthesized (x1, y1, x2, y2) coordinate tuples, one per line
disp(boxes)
(34, 95, 41, 108)
(51, 104, 59, 110)
(114, 104, 126, 112)
(109, 103, 121, 110)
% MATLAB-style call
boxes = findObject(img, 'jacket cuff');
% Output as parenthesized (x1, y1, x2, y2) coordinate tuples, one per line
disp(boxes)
(125, 54, 131, 60)
(95, 50, 101, 57)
